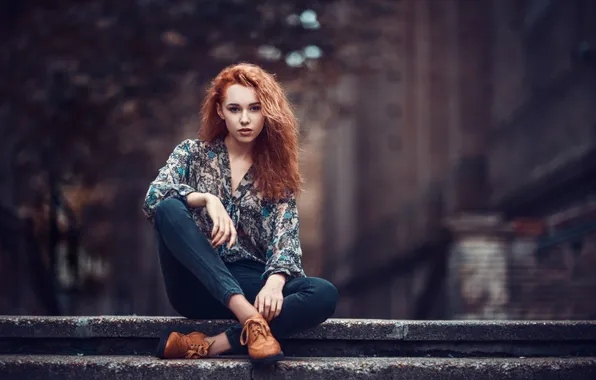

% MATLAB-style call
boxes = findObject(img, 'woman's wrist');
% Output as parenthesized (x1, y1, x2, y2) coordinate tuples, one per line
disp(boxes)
(186, 192, 211, 207)
(266, 273, 287, 288)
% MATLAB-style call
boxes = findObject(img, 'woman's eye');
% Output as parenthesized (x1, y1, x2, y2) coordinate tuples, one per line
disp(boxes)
(229, 107, 239, 112)
(250, 106, 261, 112)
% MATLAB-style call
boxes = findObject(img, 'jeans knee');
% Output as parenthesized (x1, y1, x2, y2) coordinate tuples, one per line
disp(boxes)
(155, 198, 187, 227)
(309, 278, 339, 317)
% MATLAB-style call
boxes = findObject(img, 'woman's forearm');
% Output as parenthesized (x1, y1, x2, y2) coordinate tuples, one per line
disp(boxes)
(186, 192, 211, 207)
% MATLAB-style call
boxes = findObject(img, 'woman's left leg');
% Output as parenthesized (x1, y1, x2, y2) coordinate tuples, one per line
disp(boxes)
(225, 263, 339, 352)
(270, 277, 339, 336)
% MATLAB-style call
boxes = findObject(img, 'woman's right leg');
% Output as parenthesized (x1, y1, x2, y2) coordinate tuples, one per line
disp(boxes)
(156, 225, 237, 356)
(154, 197, 245, 311)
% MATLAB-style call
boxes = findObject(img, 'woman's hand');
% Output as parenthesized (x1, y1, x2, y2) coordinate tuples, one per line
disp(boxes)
(255, 274, 286, 322)
(186, 192, 237, 249)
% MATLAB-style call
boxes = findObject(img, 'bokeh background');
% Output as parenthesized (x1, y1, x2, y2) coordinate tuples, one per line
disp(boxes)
(1, 0, 595, 320)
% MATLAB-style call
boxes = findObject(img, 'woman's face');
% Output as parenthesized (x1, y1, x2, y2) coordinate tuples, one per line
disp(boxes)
(218, 84, 265, 145)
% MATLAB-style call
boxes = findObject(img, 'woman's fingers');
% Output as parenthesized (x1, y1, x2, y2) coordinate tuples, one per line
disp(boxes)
(268, 299, 278, 322)
(212, 217, 225, 245)
(273, 299, 283, 319)
(228, 221, 237, 248)
(222, 219, 234, 247)
(211, 218, 220, 239)
(214, 218, 236, 247)
(257, 294, 265, 315)
(264, 297, 272, 320)
(214, 217, 230, 247)
(208, 203, 224, 238)
(214, 216, 227, 246)
(265, 300, 273, 321)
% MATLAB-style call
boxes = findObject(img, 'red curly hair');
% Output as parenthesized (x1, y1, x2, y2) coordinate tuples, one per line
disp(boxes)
(199, 63, 302, 202)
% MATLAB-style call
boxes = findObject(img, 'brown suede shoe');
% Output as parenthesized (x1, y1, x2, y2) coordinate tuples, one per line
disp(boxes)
(156, 331, 213, 359)
(240, 314, 284, 365)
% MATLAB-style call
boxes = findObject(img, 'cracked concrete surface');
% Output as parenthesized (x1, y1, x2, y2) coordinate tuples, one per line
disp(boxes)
(2, 355, 596, 380)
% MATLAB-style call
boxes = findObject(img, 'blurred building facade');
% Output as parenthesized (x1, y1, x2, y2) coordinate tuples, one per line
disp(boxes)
(322, 0, 596, 320)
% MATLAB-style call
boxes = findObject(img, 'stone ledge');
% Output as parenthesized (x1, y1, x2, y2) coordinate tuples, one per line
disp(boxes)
(2, 317, 596, 341)
(1, 355, 595, 380)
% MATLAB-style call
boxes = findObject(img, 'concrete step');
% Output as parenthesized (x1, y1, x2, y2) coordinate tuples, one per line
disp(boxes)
(2, 317, 596, 357)
(1, 355, 595, 380)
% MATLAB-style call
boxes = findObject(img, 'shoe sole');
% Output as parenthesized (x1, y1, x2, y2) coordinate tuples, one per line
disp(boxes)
(250, 352, 285, 366)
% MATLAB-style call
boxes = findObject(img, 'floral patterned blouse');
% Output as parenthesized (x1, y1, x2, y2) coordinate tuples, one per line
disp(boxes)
(142, 137, 306, 279)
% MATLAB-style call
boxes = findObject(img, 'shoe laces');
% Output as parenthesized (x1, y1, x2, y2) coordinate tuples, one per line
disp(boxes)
(183, 336, 211, 359)
(240, 317, 269, 346)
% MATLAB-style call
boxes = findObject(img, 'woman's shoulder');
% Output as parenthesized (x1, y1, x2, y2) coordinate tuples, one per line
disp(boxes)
(174, 138, 211, 154)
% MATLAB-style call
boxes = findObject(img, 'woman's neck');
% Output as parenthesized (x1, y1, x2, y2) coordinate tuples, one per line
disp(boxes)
(224, 134, 254, 161)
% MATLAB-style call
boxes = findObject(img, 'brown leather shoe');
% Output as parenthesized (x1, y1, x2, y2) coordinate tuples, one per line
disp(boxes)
(240, 314, 284, 364)
(156, 331, 212, 359)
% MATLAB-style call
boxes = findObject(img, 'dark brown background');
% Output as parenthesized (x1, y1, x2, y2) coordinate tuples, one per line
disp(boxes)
(1, 0, 595, 320)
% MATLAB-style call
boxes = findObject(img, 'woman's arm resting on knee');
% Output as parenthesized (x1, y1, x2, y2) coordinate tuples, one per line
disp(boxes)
(187, 192, 237, 249)
(258, 193, 306, 321)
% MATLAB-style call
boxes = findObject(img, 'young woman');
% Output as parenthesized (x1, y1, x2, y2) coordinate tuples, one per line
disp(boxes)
(142, 63, 339, 365)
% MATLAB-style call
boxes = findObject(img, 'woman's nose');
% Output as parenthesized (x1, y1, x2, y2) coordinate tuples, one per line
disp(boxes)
(240, 111, 250, 125)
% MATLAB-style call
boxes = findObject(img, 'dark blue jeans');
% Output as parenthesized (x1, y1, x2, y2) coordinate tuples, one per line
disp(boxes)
(154, 198, 338, 352)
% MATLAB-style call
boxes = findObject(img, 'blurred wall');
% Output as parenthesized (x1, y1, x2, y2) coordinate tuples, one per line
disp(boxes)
(486, 0, 596, 319)
(322, 0, 596, 319)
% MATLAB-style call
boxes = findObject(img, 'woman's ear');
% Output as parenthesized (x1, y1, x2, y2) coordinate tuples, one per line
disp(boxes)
(216, 104, 224, 119)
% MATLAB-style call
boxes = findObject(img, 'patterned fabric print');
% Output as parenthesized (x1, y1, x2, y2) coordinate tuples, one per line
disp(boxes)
(143, 138, 306, 279)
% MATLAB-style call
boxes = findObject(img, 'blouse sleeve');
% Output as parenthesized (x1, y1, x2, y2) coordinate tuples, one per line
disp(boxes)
(262, 193, 306, 279)
(142, 139, 197, 223)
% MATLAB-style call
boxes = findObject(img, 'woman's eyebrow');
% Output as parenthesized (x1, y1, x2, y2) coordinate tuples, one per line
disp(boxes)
(226, 102, 261, 106)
